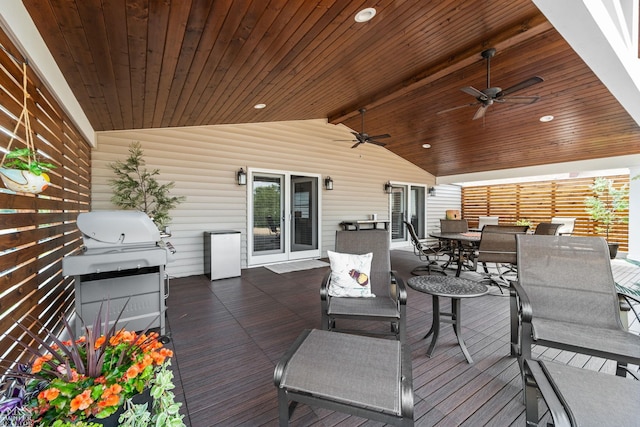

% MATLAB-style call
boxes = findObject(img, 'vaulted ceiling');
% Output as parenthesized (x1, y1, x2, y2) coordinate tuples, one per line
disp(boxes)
(22, 0, 640, 177)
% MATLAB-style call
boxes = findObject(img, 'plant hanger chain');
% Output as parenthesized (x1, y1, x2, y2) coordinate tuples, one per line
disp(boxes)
(1, 61, 37, 167)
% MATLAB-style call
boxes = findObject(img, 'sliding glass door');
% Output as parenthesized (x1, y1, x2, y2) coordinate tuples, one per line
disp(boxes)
(248, 170, 320, 265)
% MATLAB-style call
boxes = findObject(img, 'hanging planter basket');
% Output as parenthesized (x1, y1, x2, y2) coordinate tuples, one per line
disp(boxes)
(0, 167, 50, 194)
(1, 61, 55, 194)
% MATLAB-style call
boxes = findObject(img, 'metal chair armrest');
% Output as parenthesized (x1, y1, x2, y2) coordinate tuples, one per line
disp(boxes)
(511, 279, 533, 323)
(390, 271, 408, 305)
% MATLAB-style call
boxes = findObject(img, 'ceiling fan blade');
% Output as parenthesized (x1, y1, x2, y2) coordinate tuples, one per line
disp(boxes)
(368, 140, 387, 147)
(498, 76, 543, 97)
(501, 95, 540, 105)
(351, 141, 362, 149)
(472, 104, 489, 120)
(437, 102, 479, 115)
(461, 86, 488, 100)
(368, 133, 391, 140)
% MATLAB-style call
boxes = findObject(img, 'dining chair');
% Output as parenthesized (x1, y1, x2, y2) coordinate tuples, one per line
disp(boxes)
(476, 225, 528, 293)
(438, 219, 474, 271)
(403, 220, 446, 275)
(550, 217, 576, 235)
(534, 222, 561, 235)
(477, 216, 499, 230)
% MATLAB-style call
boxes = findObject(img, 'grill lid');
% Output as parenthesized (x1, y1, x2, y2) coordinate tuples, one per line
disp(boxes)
(77, 210, 161, 249)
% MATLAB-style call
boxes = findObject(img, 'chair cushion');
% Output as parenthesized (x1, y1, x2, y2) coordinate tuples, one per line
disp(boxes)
(328, 251, 374, 297)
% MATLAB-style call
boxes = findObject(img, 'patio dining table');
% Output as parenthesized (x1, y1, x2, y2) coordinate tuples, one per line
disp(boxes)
(429, 231, 481, 276)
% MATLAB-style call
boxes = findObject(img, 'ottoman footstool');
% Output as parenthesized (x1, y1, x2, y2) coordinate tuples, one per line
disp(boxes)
(274, 329, 414, 426)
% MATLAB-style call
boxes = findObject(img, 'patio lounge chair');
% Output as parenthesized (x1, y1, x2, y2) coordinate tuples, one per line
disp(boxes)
(510, 235, 640, 378)
(403, 220, 446, 275)
(477, 216, 499, 230)
(550, 217, 576, 235)
(321, 230, 407, 343)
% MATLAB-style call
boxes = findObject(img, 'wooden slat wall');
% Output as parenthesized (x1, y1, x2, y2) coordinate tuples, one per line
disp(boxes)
(462, 175, 630, 251)
(0, 28, 91, 370)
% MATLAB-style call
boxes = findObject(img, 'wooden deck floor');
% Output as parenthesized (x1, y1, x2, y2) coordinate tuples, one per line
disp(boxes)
(164, 250, 640, 426)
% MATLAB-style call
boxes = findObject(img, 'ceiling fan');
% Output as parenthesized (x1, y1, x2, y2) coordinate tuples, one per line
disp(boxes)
(339, 108, 391, 148)
(438, 48, 544, 120)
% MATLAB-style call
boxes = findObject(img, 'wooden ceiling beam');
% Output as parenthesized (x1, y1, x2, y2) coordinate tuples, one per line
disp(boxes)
(327, 12, 553, 124)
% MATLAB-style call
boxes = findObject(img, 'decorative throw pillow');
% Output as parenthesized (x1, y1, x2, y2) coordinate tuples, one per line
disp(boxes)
(327, 251, 375, 297)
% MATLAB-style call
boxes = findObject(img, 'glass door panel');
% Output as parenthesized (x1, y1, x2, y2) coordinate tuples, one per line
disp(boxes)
(391, 186, 407, 241)
(291, 176, 318, 253)
(252, 174, 284, 257)
(411, 186, 426, 238)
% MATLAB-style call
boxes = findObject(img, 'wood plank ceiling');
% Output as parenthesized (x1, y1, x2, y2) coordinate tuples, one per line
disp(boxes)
(22, 0, 640, 177)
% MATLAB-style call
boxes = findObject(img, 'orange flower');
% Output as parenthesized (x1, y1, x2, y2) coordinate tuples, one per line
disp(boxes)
(32, 353, 53, 373)
(70, 389, 93, 413)
(41, 387, 60, 401)
(94, 335, 106, 349)
(125, 364, 140, 380)
(94, 376, 106, 384)
(98, 393, 120, 408)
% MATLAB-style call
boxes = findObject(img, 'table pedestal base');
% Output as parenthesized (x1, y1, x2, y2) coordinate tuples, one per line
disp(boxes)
(424, 296, 474, 363)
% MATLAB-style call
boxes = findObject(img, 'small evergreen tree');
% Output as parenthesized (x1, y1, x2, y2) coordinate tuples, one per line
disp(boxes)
(584, 177, 628, 240)
(109, 142, 184, 230)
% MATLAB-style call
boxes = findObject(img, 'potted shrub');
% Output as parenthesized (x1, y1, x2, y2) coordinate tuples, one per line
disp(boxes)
(0, 147, 56, 194)
(584, 177, 629, 259)
(109, 142, 184, 231)
(0, 303, 185, 426)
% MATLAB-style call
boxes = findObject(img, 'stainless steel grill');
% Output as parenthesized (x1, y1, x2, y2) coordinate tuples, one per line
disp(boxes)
(63, 211, 169, 336)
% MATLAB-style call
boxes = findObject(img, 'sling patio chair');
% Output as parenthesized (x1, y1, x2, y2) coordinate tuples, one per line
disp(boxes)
(321, 229, 407, 344)
(438, 218, 476, 271)
(533, 222, 561, 235)
(510, 235, 640, 379)
(476, 225, 528, 293)
(522, 357, 640, 427)
(403, 220, 446, 275)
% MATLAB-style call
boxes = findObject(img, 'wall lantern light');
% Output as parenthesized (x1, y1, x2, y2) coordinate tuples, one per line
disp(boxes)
(428, 186, 436, 197)
(384, 181, 393, 194)
(324, 176, 334, 190)
(237, 168, 247, 185)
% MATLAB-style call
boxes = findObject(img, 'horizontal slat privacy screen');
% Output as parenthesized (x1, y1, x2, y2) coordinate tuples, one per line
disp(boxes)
(462, 175, 629, 251)
(0, 28, 90, 371)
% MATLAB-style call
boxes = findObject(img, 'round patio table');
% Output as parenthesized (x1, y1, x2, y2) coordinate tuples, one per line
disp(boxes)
(407, 275, 488, 363)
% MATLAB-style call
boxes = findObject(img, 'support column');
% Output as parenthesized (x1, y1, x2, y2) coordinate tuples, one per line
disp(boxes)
(628, 166, 640, 262)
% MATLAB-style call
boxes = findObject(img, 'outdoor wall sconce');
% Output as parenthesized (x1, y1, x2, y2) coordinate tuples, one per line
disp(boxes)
(384, 181, 393, 194)
(237, 168, 247, 185)
(324, 176, 334, 190)
(428, 186, 436, 197)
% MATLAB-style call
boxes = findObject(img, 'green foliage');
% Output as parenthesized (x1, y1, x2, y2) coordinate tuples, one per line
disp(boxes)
(2, 147, 56, 176)
(118, 361, 184, 427)
(516, 219, 531, 226)
(584, 177, 629, 240)
(109, 142, 184, 229)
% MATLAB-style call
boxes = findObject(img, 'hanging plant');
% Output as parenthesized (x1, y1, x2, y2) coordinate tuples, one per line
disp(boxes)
(0, 62, 56, 194)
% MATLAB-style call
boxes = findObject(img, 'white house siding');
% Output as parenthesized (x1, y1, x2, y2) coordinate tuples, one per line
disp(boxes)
(426, 184, 462, 241)
(91, 119, 436, 277)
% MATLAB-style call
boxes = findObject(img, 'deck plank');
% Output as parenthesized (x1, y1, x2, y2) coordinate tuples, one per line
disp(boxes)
(165, 249, 639, 426)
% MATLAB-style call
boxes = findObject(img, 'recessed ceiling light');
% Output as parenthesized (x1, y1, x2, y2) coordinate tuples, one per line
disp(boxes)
(254, 103, 266, 109)
(539, 115, 554, 122)
(354, 7, 376, 23)
(422, 144, 431, 149)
